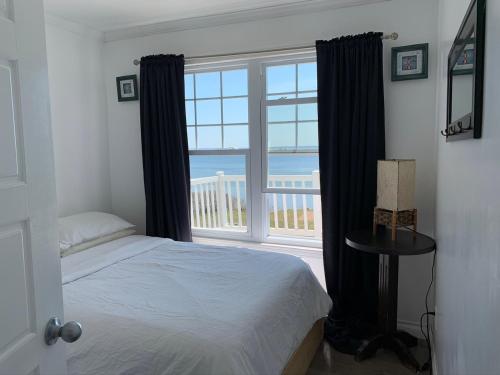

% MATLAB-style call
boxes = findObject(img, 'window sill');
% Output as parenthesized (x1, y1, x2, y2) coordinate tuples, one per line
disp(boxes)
(193, 236, 323, 259)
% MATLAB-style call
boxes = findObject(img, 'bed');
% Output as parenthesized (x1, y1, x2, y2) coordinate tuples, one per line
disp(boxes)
(61, 230, 331, 375)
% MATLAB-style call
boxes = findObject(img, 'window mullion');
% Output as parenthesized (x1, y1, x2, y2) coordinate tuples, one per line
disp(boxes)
(219, 71, 224, 148)
(248, 61, 264, 242)
(295, 64, 299, 150)
(193, 74, 198, 149)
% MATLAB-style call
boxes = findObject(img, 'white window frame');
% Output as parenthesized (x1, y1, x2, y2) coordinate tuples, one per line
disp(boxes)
(185, 62, 253, 241)
(259, 55, 321, 248)
(185, 51, 321, 248)
(260, 56, 320, 195)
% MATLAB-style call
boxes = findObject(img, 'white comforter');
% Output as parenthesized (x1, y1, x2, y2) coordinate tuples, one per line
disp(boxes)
(62, 236, 331, 375)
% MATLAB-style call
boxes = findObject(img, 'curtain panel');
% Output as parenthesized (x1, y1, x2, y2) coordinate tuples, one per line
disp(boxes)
(316, 32, 386, 353)
(139, 54, 192, 241)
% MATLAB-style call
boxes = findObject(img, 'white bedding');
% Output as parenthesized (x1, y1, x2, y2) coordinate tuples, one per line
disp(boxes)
(62, 235, 331, 375)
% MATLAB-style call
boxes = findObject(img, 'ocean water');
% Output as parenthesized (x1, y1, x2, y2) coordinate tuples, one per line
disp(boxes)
(189, 154, 319, 178)
(190, 154, 319, 210)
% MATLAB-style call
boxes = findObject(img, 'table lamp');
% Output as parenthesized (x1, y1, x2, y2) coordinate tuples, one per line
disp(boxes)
(373, 159, 417, 240)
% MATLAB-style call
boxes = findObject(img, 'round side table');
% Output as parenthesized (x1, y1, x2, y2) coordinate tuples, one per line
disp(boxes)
(345, 228, 436, 370)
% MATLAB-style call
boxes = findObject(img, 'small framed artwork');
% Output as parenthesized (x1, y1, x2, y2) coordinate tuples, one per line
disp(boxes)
(452, 43, 474, 76)
(391, 44, 429, 81)
(116, 75, 138, 102)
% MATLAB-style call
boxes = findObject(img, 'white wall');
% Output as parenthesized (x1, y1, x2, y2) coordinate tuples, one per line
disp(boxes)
(435, 0, 500, 373)
(46, 16, 111, 217)
(103, 0, 438, 329)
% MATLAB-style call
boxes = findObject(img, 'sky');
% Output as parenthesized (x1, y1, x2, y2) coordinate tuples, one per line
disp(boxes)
(184, 62, 318, 151)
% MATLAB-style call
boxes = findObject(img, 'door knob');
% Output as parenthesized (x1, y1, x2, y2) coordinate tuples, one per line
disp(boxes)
(45, 317, 82, 345)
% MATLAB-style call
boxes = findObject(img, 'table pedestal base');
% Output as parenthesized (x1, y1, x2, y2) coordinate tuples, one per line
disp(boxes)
(355, 253, 421, 371)
(355, 331, 420, 370)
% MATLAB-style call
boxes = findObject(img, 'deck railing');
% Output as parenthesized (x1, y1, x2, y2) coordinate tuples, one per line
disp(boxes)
(190, 171, 322, 239)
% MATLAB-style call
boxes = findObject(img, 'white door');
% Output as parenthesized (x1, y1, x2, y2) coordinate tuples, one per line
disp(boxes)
(0, 0, 70, 374)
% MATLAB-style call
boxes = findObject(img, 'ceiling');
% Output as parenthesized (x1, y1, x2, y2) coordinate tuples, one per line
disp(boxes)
(43, 0, 378, 32)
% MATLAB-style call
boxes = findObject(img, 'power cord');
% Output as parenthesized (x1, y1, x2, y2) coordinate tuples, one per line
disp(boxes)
(401, 227, 436, 374)
(420, 250, 436, 374)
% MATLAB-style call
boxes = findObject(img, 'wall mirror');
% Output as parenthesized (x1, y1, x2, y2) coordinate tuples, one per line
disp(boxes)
(445, 0, 486, 141)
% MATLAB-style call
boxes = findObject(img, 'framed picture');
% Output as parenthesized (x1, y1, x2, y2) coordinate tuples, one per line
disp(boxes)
(391, 44, 429, 81)
(116, 75, 138, 102)
(452, 43, 474, 76)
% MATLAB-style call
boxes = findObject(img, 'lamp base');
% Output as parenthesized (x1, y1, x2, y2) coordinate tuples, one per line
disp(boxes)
(372, 208, 417, 241)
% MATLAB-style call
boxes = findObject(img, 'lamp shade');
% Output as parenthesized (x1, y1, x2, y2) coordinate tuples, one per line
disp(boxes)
(376, 160, 416, 211)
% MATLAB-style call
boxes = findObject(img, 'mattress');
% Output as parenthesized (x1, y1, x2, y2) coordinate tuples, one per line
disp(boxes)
(62, 235, 332, 375)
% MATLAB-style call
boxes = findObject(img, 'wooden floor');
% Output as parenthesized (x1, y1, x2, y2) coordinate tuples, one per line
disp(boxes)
(307, 340, 430, 375)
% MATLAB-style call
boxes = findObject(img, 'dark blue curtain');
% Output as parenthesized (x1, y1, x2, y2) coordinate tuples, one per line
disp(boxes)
(316, 33, 386, 353)
(139, 54, 192, 241)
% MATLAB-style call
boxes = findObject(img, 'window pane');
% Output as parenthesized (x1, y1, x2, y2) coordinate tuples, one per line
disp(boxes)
(268, 105, 295, 122)
(264, 62, 319, 194)
(268, 123, 295, 150)
(266, 153, 321, 238)
(190, 154, 245, 178)
(187, 126, 196, 149)
(185, 74, 194, 99)
(266, 191, 321, 239)
(189, 154, 247, 231)
(196, 99, 221, 125)
(267, 65, 295, 94)
(222, 69, 247, 96)
(268, 154, 319, 178)
(223, 98, 248, 124)
(298, 62, 317, 92)
(195, 72, 220, 98)
(224, 125, 248, 149)
(298, 122, 318, 150)
(185, 100, 195, 125)
(197, 126, 222, 149)
(297, 103, 317, 121)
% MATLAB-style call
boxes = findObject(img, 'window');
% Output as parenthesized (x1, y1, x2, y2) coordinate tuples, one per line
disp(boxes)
(263, 60, 321, 240)
(264, 62, 318, 187)
(189, 154, 248, 232)
(185, 69, 248, 150)
(185, 68, 250, 234)
(185, 54, 321, 247)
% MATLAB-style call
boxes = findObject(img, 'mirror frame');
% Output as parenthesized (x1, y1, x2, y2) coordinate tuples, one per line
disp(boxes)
(445, 0, 486, 141)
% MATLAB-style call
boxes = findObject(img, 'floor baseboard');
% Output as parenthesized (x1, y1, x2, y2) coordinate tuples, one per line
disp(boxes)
(397, 319, 423, 338)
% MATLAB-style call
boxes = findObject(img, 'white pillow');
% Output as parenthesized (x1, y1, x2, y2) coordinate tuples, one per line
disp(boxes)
(58, 212, 135, 251)
(60, 228, 137, 257)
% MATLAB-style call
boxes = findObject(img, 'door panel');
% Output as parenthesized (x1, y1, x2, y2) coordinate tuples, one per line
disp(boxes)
(0, 1, 11, 19)
(0, 224, 33, 352)
(0, 60, 22, 182)
(0, 0, 67, 374)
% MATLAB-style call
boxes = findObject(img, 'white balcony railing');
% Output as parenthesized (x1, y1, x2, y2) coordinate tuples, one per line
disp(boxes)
(190, 171, 322, 239)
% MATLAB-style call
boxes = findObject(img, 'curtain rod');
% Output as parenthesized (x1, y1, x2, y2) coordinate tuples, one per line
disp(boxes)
(132, 32, 398, 65)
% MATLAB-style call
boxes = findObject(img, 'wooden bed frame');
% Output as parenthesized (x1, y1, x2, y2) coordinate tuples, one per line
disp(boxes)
(282, 318, 325, 375)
